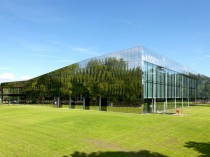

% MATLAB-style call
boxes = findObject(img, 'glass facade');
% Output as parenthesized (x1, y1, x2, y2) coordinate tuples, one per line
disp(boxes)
(143, 61, 198, 99)
(1, 46, 210, 113)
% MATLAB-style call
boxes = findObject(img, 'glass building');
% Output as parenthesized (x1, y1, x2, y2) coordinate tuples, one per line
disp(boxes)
(1, 46, 209, 113)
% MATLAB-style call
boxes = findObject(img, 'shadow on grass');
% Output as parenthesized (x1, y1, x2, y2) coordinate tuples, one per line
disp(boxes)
(63, 150, 168, 157)
(185, 141, 210, 157)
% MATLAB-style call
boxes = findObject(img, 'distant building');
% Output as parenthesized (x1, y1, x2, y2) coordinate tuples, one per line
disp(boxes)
(1, 46, 210, 113)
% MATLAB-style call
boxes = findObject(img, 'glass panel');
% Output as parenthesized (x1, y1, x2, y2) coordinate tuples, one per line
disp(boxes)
(148, 82, 153, 98)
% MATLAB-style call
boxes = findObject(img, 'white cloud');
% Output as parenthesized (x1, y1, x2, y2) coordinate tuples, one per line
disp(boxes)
(20, 75, 32, 81)
(0, 73, 32, 83)
(206, 54, 210, 58)
(1, 0, 65, 24)
(0, 73, 15, 83)
(47, 40, 100, 56)
(115, 19, 143, 29)
(67, 45, 99, 56)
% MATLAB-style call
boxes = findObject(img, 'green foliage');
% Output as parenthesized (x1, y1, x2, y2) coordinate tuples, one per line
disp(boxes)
(20, 57, 143, 106)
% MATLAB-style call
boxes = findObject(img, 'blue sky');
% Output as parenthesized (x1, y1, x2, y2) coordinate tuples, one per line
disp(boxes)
(1, 0, 210, 83)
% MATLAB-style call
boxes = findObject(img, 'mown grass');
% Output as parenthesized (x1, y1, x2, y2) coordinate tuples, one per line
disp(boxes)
(0, 104, 210, 157)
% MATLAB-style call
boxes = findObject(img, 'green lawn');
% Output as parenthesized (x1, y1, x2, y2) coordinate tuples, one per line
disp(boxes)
(0, 104, 210, 157)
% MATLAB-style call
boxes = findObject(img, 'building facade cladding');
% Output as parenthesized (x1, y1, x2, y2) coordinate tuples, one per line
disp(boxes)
(0, 46, 209, 113)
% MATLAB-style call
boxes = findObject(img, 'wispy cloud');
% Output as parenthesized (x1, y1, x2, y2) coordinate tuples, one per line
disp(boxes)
(18, 41, 61, 59)
(26, 53, 58, 58)
(69, 46, 100, 56)
(115, 19, 143, 28)
(188, 47, 210, 64)
(20, 38, 100, 57)
(191, 53, 210, 61)
(1, 0, 69, 24)
(20, 40, 55, 52)
(0, 73, 15, 83)
(27, 44, 52, 52)
(0, 72, 32, 83)
(48, 40, 100, 56)
(188, 55, 210, 65)
(20, 75, 32, 81)
(190, 47, 209, 55)
(205, 54, 210, 58)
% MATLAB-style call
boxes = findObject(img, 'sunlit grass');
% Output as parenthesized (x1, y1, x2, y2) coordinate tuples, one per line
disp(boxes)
(0, 104, 210, 157)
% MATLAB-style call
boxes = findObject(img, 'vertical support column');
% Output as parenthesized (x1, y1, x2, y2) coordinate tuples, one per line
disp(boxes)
(153, 66, 156, 113)
(9, 96, 11, 104)
(54, 97, 56, 107)
(17, 88, 20, 104)
(165, 69, 167, 111)
(188, 77, 190, 107)
(141, 61, 146, 109)
(154, 98, 156, 113)
(175, 73, 177, 109)
(99, 97, 102, 111)
(195, 79, 197, 102)
(83, 97, 85, 110)
(57, 97, 60, 108)
(17, 97, 20, 104)
(164, 101, 166, 114)
(69, 96, 72, 109)
(182, 75, 184, 108)
(0, 86, 3, 104)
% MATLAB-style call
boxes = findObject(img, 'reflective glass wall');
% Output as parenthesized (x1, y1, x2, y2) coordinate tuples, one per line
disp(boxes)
(0, 81, 26, 104)
(141, 46, 209, 112)
(143, 61, 198, 99)
(1, 46, 210, 113)
(14, 47, 144, 113)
